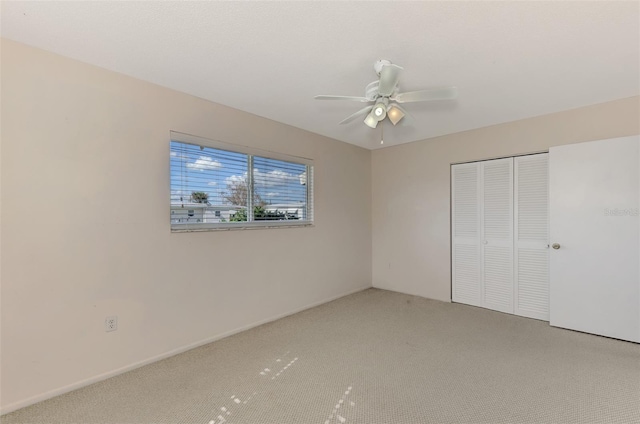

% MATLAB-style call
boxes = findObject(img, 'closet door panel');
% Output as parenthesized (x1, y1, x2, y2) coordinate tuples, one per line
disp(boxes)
(483, 246, 514, 311)
(451, 163, 481, 306)
(481, 158, 514, 313)
(515, 154, 550, 320)
(550, 137, 639, 342)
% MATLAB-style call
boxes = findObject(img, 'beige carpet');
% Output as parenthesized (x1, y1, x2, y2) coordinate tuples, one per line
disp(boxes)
(3, 288, 640, 424)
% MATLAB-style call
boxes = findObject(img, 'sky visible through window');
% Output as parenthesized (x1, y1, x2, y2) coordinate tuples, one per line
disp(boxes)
(170, 141, 307, 207)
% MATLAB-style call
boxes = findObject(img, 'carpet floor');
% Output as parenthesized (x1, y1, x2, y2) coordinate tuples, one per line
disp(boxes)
(3, 288, 640, 424)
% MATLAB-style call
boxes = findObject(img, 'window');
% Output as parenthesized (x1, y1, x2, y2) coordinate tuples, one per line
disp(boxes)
(170, 132, 313, 231)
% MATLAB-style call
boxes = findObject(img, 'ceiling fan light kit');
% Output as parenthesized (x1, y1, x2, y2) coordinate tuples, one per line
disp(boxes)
(387, 105, 405, 125)
(364, 113, 378, 129)
(369, 97, 389, 123)
(373, 104, 386, 118)
(315, 59, 457, 136)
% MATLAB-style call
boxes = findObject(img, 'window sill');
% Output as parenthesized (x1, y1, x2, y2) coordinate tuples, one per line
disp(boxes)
(171, 221, 314, 233)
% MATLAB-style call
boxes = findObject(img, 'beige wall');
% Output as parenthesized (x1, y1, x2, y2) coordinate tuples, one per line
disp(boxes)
(0, 39, 372, 412)
(372, 96, 640, 302)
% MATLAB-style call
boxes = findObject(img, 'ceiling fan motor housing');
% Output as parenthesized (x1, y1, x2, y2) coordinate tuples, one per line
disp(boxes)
(366, 81, 398, 101)
(365, 81, 380, 100)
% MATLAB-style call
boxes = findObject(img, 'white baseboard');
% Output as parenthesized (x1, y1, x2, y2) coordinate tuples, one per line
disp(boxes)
(0, 285, 371, 416)
(371, 285, 452, 303)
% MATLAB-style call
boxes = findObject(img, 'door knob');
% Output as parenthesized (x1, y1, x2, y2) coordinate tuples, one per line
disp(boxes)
(552, 243, 561, 250)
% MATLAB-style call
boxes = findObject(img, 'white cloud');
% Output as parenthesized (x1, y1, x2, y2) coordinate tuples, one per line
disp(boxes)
(225, 174, 247, 185)
(253, 168, 297, 187)
(170, 151, 189, 160)
(224, 169, 298, 188)
(207, 181, 218, 186)
(266, 192, 279, 197)
(186, 156, 222, 171)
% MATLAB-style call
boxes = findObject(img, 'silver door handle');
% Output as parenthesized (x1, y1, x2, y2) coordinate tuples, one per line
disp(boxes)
(483, 240, 488, 245)
(552, 243, 561, 250)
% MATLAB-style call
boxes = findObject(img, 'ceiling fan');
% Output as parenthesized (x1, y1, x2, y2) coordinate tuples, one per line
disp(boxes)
(315, 59, 457, 129)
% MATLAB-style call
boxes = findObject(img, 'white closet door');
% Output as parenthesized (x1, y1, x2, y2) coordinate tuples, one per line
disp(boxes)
(514, 154, 549, 320)
(550, 136, 639, 342)
(451, 162, 481, 307)
(481, 158, 514, 314)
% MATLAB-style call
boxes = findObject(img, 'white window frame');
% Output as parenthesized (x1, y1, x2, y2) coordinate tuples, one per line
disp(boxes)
(170, 131, 314, 232)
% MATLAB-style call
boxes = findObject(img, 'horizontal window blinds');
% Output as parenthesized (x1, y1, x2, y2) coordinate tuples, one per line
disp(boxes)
(170, 135, 313, 231)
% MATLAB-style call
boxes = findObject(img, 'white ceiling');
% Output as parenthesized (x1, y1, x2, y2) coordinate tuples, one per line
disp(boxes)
(2, 1, 638, 150)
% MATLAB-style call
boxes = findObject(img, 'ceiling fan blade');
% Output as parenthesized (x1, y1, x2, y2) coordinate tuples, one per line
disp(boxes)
(338, 106, 374, 125)
(314, 95, 372, 102)
(394, 86, 458, 103)
(377, 64, 403, 97)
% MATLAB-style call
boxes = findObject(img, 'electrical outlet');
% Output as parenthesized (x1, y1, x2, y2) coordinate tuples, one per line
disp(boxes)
(105, 316, 118, 332)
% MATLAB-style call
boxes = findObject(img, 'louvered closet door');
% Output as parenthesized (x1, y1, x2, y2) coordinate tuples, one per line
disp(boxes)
(451, 162, 481, 307)
(481, 158, 514, 314)
(514, 154, 549, 320)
